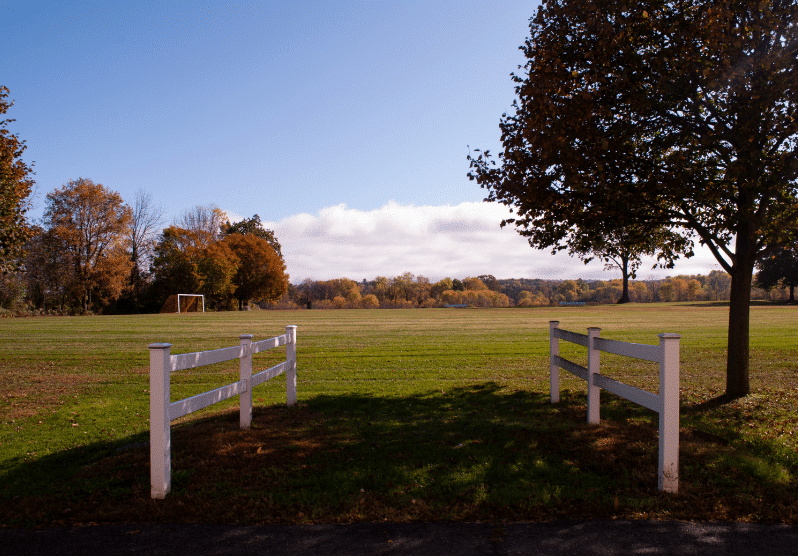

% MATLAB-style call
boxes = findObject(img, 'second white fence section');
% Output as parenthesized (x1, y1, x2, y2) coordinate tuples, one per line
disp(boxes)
(549, 321, 680, 493)
(149, 325, 297, 499)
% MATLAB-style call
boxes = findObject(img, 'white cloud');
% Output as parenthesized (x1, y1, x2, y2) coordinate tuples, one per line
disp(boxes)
(264, 201, 722, 283)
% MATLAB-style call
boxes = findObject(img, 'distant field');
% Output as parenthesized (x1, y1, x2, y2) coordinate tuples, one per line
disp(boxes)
(0, 304, 796, 526)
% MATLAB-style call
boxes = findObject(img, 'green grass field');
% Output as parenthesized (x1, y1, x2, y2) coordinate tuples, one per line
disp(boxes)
(0, 304, 796, 526)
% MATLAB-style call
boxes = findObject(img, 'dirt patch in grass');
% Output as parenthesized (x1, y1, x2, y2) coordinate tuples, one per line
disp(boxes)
(0, 364, 105, 421)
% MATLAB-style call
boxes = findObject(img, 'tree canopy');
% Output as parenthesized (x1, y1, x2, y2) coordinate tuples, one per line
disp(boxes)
(468, 0, 798, 398)
(223, 233, 288, 310)
(149, 226, 288, 311)
(149, 226, 204, 304)
(222, 214, 282, 257)
(42, 178, 133, 313)
(0, 86, 35, 273)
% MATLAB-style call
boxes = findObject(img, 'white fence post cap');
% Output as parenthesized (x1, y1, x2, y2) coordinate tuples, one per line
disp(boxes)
(658, 333, 681, 339)
(148, 343, 172, 349)
(240, 334, 253, 339)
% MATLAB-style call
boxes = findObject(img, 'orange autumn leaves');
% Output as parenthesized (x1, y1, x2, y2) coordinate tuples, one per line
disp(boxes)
(28, 178, 287, 313)
(40, 178, 133, 313)
(150, 224, 288, 311)
(0, 86, 35, 273)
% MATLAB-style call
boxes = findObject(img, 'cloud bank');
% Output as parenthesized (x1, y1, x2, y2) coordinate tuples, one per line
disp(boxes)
(258, 202, 721, 283)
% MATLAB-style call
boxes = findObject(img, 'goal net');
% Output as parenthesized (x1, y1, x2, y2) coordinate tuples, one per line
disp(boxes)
(160, 294, 205, 313)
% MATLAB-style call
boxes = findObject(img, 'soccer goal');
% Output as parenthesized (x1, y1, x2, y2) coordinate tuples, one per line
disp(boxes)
(160, 294, 205, 313)
(177, 294, 205, 313)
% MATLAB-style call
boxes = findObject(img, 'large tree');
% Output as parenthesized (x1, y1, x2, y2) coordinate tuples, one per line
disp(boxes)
(150, 225, 257, 310)
(0, 86, 35, 273)
(468, 0, 798, 398)
(223, 233, 288, 310)
(43, 178, 133, 313)
(149, 226, 204, 307)
(222, 214, 282, 257)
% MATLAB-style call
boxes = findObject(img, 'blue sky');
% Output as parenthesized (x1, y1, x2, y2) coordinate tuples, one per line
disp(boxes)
(1, 0, 719, 282)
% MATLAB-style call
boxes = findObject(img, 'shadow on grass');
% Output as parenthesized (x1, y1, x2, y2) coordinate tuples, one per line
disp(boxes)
(684, 394, 741, 413)
(1, 383, 796, 527)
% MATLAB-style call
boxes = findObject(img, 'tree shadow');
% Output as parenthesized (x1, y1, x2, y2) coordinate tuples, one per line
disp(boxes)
(682, 393, 740, 414)
(2, 383, 795, 526)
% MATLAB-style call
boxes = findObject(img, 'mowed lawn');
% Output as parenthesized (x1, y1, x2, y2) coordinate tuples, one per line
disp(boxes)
(0, 304, 796, 526)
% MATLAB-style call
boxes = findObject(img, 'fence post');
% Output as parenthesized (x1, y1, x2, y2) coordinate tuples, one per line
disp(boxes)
(587, 327, 601, 424)
(149, 342, 172, 499)
(549, 321, 560, 403)
(658, 333, 681, 493)
(286, 325, 297, 406)
(239, 334, 253, 430)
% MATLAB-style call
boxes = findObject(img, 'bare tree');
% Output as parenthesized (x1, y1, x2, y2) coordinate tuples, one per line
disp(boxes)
(128, 189, 164, 307)
(129, 190, 164, 272)
(176, 204, 226, 248)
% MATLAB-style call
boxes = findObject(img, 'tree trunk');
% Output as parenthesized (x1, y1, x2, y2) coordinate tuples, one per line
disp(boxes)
(617, 253, 631, 304)
(130, 247, 141, 312)
(790, 285, 794, 302)
(726, 256, 754, 399)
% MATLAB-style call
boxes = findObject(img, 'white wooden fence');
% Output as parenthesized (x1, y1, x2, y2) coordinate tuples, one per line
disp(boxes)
(148, 325, 297, 499)
(549, 321, 680, 493)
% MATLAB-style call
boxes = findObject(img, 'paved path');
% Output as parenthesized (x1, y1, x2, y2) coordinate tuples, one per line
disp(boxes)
(3, 520, 798, 555)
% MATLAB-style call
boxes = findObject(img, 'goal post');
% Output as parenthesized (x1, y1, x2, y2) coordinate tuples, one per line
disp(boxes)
(159, 294, 206, 314)
(177, 294, 205, 313)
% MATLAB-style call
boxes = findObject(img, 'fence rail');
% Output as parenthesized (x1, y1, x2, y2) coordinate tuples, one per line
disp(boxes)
(149, 325, 297, 499)
(549, 321, 680, 493)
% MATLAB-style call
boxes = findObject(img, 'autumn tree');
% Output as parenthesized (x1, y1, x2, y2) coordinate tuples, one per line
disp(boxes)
(391, 272, 417, 304)
(149, 226, 203, 306)
(462, 277, 488, 291)
(477, 274, 499, 291)
(468, 0, 798, 398)
(0, 87, 35, 272)
(222, 233, 288, 310)
(222, 214, 282, 257)
(756, 247, 798, 301)
(197, 240, 239, 309)
(43, 178, 132, 313)
(430, 278, 454, 300)
(150, 224, 288, 311)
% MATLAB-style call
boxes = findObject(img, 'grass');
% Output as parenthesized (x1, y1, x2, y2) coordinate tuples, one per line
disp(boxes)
(0, 304, 796, 527)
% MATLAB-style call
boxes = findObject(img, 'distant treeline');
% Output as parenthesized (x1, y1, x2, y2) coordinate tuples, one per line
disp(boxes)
(258, 270, 791, 310)
(4, 267, 794, 316)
